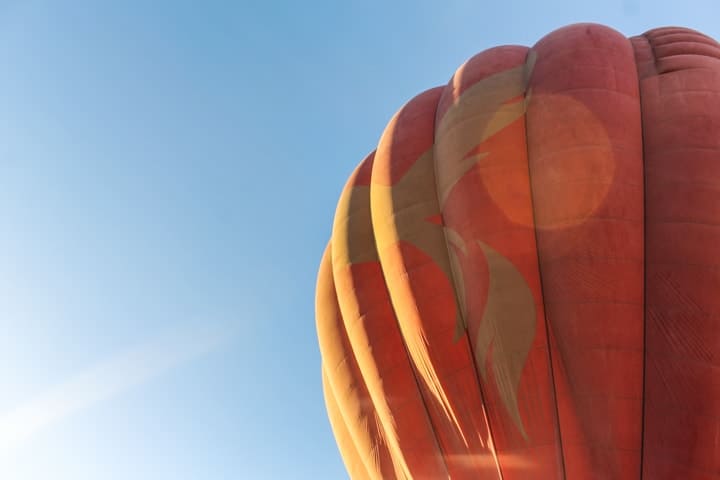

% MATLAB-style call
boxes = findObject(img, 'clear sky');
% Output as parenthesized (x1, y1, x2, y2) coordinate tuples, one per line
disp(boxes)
(1, 1, 718, 479)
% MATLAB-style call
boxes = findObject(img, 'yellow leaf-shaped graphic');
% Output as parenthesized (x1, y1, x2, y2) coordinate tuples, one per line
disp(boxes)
(475, 241, 536, 440)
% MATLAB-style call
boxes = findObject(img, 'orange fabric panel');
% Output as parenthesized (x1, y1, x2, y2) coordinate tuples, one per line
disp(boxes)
(371, 88, 502, 479)
(331, 153, 449, 479)
(633, 27, 720, 479)
(525, 24, 644, 479)
(315, 246, 396, 480)
(435, 45, 564, 479)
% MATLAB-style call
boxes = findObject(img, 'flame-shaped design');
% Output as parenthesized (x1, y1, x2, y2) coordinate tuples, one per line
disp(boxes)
(474, 241, 536, 440)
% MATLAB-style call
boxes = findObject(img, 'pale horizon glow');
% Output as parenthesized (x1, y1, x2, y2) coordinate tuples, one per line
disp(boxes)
(0, 321, 234, 457)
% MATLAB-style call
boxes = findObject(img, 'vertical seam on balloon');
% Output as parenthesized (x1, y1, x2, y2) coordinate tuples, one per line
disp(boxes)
(432, 88, 506, 480)
(523, 50, 568, 480)
(634, 32, 657, 480)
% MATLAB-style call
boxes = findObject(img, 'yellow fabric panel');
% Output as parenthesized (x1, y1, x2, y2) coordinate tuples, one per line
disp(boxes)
(322, 365, 370, 479)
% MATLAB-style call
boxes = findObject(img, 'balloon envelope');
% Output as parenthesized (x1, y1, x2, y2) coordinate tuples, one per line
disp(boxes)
(316, 24, 720, 479)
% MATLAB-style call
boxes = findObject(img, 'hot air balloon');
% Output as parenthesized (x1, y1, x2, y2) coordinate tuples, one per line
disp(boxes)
(316, 24, 720, 479)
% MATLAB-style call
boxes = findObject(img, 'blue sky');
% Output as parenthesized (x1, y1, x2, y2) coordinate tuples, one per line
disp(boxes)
(0, 1, 717, 479)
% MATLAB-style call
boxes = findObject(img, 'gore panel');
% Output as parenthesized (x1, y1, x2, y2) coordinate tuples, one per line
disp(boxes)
(371, 88, 502, 479)
(331, 153, 449, 478)
(526, 24, 645, 479)
(634, 27, 720, 480)
(435, 45, 564, 479)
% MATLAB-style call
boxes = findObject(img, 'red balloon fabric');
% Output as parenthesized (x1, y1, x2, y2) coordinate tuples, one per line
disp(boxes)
(316, 24, 720, 479)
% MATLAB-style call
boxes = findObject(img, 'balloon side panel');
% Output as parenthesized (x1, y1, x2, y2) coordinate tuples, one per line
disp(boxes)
(331, 153, 449, 478)
(434, 46, 564, 479)
(633, 27, 720, 480)
(526, 24, 645, 479)
(371, 87, 503, 479)
(316, 246, 396, 480)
